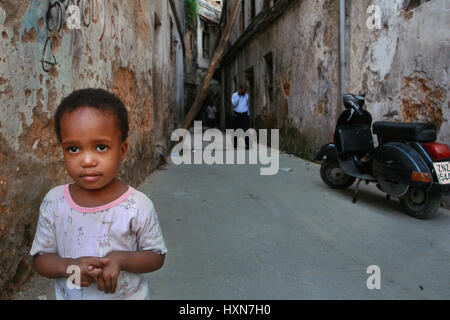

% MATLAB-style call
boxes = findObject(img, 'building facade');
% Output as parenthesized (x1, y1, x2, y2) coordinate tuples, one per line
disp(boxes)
(220, 0, 449, 155)
(220, 0, 449, 206)
(184, 0, 222, 122)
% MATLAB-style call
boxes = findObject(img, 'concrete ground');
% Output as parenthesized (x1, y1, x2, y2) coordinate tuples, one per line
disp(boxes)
(12, 150, 450, 300)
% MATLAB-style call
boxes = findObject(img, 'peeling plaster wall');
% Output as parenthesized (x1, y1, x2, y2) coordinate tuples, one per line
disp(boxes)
(346, 0, 449, 206)
(223, 0, 340, 158)
(222, 0, 448, 205)
(347, 0, 449, 137)
(0, 0, 184, 298)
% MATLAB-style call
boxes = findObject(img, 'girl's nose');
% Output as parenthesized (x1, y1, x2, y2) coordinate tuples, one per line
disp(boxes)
(80, 152, 97, 167)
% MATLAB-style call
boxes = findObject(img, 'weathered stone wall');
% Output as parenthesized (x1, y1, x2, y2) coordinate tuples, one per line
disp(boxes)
(223, 0, 340, 159)
(346, 0, 449, 206)
(347, 0, 449, 143)
(222, 0, 448, 204)
(0, 0, 184, 298)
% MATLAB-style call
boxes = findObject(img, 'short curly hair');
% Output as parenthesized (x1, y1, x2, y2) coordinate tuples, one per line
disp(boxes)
(54, 88, 129, 142)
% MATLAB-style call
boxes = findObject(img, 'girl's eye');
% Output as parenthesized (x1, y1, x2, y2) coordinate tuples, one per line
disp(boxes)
(96, 145, 108, 152)
(67, 146, 80, 153)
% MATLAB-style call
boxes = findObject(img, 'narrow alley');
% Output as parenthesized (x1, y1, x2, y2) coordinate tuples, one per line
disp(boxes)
(14, 148, 450, 299)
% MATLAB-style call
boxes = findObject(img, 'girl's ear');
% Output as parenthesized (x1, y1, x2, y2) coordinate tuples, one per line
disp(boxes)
(119, 140, 128, 162)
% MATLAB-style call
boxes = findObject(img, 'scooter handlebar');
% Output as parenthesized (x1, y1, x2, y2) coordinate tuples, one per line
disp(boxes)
(350, 101, 363, 115)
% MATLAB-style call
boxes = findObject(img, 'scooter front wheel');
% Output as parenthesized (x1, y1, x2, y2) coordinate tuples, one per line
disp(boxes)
(320, 158, 356, 189)
(399, 187, 441, 220)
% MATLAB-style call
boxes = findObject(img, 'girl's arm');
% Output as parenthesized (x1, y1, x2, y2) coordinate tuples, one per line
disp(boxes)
(33, 253, 72, 278)
(33, 253, 107, 285)
(107, 250, 165, 274)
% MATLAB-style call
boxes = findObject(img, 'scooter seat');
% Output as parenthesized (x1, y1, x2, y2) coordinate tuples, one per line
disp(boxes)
(373, 121, 436, 143)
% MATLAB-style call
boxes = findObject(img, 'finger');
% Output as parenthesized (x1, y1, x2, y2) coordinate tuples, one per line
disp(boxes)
(80, 279, 92, 287)
(78, 272, 92, 287)
(104, 276, 112, 294)
(111, 275, 117, 294)
(105, 277, 113, 293)
(97, 275, 105, 292)
(87, 267, 103, 279)
(102, 274, 110, 293)
(82, 275, 96, 288)
(88, 257, 109, 268)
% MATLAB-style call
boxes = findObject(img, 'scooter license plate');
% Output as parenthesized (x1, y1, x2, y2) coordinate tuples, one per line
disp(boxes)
(433, 161, 450, 184)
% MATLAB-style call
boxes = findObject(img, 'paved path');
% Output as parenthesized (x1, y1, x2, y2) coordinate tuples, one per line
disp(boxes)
(13, 152, 450, 299)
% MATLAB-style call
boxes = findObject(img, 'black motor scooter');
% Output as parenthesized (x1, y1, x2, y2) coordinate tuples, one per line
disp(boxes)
(314, 94, 450, 219)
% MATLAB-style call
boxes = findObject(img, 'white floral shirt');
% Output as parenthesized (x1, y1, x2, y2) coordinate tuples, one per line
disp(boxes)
(30, 185, 167, 300)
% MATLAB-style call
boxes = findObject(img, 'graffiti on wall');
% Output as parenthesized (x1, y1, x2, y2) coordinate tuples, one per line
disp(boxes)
(42, 0, 91, 72)
(41, 0, 125, 72)
(98, 1, 126, 44)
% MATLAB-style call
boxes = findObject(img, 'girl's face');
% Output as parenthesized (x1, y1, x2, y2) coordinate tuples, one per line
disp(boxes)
(59, 106, 128, 191)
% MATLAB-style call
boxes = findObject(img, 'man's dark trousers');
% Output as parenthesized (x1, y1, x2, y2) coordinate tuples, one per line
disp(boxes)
(233, 112, 250, 148)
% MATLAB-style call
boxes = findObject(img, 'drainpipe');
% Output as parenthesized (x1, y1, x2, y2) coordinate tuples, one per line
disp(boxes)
(339, 0, 346, 109)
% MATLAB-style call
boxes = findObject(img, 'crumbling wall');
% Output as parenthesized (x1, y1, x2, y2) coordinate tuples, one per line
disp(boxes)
(0, 0, 184, 298)
(346, 0, 449, 206)
(223, 0, 340, 159)
(222, 0, 448, 205)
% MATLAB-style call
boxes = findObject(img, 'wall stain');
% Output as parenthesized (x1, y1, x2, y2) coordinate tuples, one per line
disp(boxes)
(21, 26, 37, 44)
(280, 77, 291, 98)
(401, 72, 445, 131)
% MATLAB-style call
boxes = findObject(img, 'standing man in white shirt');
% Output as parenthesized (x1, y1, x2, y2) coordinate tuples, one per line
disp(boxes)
(231, 84, 250, 149)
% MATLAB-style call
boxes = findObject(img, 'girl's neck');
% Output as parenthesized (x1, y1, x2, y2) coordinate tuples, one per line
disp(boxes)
(69, 178, 129, 208)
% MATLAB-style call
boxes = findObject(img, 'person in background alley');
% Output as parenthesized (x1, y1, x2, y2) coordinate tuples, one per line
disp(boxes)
(206, 103, 218, 128)
(231, 84, 250, 149)
(30, 88, 167, 300)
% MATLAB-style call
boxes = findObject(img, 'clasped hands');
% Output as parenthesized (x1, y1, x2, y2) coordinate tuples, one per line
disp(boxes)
(72, 252, 123, 294)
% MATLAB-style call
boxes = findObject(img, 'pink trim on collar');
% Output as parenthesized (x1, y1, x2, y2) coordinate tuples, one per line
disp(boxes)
(64, 184, 135, 213)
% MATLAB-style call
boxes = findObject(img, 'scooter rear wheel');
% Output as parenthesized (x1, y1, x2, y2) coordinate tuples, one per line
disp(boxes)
(399, 187, 441, 220)
(320, 158, 356, 189)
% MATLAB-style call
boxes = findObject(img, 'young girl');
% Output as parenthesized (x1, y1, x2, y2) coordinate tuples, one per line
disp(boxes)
(30, 88, 167, 300)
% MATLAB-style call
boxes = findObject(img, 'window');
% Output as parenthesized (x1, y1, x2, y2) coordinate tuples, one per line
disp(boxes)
(245, 67, 254, 121)
(251, 0, 256, 19)
(264, 52, 274, 108)
(240, 0, 245, 34)
(404, 0, 430, 11)
(202, 31, 210, 58)
(154, 12, 161, 28)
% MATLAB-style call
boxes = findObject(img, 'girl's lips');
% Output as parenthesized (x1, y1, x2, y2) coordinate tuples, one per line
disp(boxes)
(81, 173, 101, 182)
